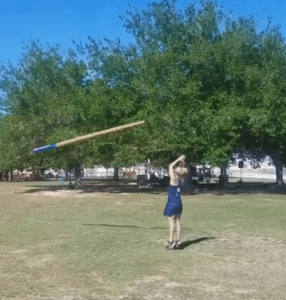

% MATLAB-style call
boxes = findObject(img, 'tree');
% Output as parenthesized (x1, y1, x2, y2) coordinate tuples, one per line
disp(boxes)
(180, 7, 286, 186)
(0, 39, 95, 185)
(228, 18, 286, 185)
(2, 0, 286, 189)
(0, 114, 31, 176)
(71, 0, 228, 170)
(75, 1, 286, 186)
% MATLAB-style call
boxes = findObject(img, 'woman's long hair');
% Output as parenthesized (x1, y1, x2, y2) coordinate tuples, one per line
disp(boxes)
(174, 160, 188, 180)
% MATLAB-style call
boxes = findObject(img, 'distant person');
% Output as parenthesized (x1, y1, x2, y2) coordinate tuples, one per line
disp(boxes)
(163, 155, 188, 250)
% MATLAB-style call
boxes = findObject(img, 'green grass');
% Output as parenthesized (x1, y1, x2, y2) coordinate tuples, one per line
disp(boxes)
(1, 182, 286, 299)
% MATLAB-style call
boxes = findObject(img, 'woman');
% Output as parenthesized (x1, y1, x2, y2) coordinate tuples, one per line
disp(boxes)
(163, 155, 188, 250)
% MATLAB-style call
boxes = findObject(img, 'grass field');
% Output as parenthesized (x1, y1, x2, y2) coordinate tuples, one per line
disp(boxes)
(1, 181, 286, 300)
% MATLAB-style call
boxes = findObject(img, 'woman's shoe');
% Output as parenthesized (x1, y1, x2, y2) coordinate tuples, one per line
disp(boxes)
(175, 240, 182, 249)
(166, 240, 176, 250)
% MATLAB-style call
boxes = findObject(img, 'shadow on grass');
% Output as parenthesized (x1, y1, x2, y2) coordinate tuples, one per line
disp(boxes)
(83, 223, 162, 229)
(176, 237, 216, 250)
(82, 223, 193, 230)
(21, 178, 286, 195)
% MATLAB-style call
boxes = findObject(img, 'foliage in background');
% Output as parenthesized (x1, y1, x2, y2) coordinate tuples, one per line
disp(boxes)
(1, 0, 286, 184)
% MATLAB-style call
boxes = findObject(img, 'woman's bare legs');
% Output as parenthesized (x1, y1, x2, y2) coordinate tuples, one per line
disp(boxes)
(174, 215, 182, 241)
(168, 216, 175, 242)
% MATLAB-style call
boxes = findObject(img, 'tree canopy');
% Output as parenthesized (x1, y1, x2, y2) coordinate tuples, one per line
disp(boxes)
(1, 0, 286, 184)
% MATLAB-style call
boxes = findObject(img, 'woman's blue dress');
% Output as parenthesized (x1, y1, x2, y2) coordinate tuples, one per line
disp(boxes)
(163, 185, 182, 217)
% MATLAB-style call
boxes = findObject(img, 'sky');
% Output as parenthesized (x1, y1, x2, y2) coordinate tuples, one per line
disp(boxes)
(0, 0, 285, 113)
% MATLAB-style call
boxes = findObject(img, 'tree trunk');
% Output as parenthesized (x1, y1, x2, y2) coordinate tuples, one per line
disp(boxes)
(5, 170, 9, 181)
(270, 151, 284, 185)
(180, 163, 193, 193)
(65, 169, 69, 181)
(114, 167, 119, 182)
(220, 164, 227, 176)
(66, 167, 73, 186)
(219, 164, 228, 186)
(180, 172, 191, 193)
(74, 163, 83, 190)
(10, 169, 13, 182)
(189, 165, 197, 187)
(40, 168, 46, 179)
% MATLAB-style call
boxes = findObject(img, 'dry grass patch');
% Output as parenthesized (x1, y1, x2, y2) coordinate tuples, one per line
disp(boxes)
(1, 183, 286, 299)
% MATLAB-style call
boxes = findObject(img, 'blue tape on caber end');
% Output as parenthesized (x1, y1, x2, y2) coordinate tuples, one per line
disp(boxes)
(33, 143, 57, 154)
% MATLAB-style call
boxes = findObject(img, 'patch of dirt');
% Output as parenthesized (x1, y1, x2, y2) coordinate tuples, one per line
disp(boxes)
(128, 202, 151, 206)
(117, 276, 187, 300)
(29, 191, 74, 197)
(90, 271, 104, 284)
(29, 190, 91, 197)
(24, 190, 134, 202)
(116, 193, 133, 196)
(115, 233, 286, 300)
(26, 190, 110, 199)
(24, 254, 54, 269)
(32, 288, 86, 300)
(12, 248, 28, 255)
(260, 198, 282, 202)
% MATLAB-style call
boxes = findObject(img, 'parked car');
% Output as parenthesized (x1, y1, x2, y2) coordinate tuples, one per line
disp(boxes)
(46, 173, 54, 178)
